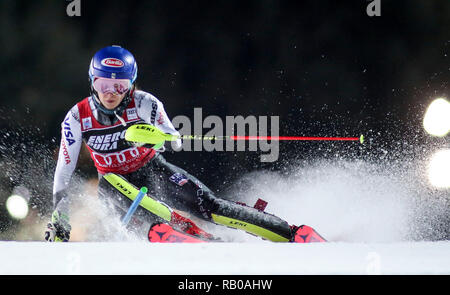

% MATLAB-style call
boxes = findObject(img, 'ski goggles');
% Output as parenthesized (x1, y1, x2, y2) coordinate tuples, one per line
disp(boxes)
(92, 77, 131, 95)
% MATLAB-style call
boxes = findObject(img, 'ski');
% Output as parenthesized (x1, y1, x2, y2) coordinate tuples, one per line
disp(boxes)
(102, 173, 327, 243)
(148, 223, 213, 243)
(291, 225, 327, 243)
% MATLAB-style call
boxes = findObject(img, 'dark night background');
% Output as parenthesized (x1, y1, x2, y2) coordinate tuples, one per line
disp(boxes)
(0, 0, 449, 239)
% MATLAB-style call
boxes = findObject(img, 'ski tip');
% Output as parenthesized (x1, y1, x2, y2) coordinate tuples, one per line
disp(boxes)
(292, 225, 327, 243)
(148, 223, 208, 243)
(359, 134, 364, 144)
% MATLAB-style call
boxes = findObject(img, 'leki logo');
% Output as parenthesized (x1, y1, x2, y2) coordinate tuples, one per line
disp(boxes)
(101, 58, 125, 68)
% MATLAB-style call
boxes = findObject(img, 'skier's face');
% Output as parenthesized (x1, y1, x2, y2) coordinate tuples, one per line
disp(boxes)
(92, 77, 131, 110)
(98, 91, 126, 110)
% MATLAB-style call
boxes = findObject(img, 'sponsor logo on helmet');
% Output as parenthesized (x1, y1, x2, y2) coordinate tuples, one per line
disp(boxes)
(101, 58, 124, 68)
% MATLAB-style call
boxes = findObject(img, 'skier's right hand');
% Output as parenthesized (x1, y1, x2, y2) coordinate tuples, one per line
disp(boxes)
(44, 210, 71, 242)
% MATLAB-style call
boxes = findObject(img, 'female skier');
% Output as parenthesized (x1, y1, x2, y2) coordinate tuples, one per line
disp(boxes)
(44, 45, 325, 243)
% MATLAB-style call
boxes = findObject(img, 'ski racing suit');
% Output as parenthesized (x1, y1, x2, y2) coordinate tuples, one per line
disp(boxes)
(51, 90, 296, 242)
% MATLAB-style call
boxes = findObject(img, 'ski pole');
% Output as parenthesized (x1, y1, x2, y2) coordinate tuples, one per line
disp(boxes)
(121, 186, 148, 226)
(229, 135, 364, 143)
(125, 124, 365, 145)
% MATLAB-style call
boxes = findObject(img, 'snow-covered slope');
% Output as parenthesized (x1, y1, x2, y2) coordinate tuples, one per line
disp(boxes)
(0, 241, 448, 275)
(2, 153, 448, 275)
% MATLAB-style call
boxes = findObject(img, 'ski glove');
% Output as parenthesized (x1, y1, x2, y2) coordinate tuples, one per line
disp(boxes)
(128, 141, 165, 151)
(44, 210, 71, 242)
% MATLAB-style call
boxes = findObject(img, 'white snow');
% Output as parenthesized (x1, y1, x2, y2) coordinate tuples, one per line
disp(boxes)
(2, 158, 448, 275)
(0, 241, 448, 275)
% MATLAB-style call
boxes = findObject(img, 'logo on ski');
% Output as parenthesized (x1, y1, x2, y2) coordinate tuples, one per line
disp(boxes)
(114, 181, 134, 197)
(229, 220, 247, 228)
(148, 223, 208, 243)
